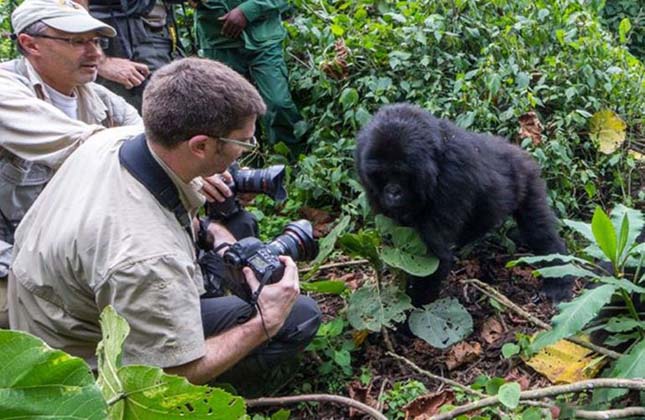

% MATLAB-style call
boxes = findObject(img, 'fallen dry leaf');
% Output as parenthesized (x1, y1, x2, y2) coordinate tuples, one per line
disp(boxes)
(299, 207, 334, 237)
(403, 390, 455, 419)
(445, 341, 481, 371)
(480, 317, 505, 345)
(347, 380, 376, 418)
(504, 368, 531, 390)
(518, 111, 544, 145)
(524, 336, 607, 384)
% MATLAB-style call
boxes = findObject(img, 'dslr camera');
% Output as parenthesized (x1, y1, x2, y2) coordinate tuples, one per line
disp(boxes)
(223, 220, 318, 301)
(206, 162, 287, 220)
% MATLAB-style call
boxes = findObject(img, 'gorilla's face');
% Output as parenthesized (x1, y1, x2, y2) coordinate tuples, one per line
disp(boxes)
(360, 163, 418, 225)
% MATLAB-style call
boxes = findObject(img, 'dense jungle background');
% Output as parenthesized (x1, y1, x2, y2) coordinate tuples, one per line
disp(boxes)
(0, 0, 643, 419)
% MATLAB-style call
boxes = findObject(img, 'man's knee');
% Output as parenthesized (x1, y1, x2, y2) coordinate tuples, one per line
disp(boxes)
(275, 295, 321, 349)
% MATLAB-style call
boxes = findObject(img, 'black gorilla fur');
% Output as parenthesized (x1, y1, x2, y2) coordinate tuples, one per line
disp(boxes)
(356, 103, 573, 306)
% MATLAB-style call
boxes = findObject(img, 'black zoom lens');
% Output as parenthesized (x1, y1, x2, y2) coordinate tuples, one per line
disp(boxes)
(266, 220, 318, 262)
(234, 165, 287, 202)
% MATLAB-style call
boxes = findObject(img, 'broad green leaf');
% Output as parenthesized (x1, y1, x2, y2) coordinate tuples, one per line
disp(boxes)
(591, 207, 618, 265)
(117, 366, 246, 419)
(339, 88, 358, 109)
(338, 230, 381, 268)
(0, 330, 107, 419)
(501, 343, 520, 359)
(588, 110, 626, 154)
(301, 279, 347, 294)
(271, 409, 291, 420)
(375, 215, 427, 255)
(618, 18, 632, 44)
(563, 219, 594, 242)
(507, 253, 589, 268)
(593, 339, 645, 404)
(534, 264, 598, 279)
(610, 205, 644, 264)
(379, 246, 439, 276)
(485, 377, 506, 395)
(310, 215, 350, 266)
(347, 284, 413, 332)
(97, 305, 129, 407)
(530, 284, 617, 352)
(96, 306, 246, 419)
(616, 215, 629, 265)
(603, 317, 645, 333)
(597, 276, 645, 294)
(408, 298, 473, 349)
(498, 382, 521, 409)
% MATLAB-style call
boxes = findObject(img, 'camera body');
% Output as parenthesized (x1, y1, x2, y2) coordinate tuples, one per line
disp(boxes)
(207, 162, 287, 220)
(222, 220, 318, 300)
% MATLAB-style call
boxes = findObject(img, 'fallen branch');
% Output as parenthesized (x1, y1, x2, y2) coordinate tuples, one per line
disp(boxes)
(574, 407, 645, 419)
(461, 278, 622, 359)
(432, 378, 645, 420)
(246, 393, 386, 420)
(386, 351, 486, 398)
(299, 259, 370, 273)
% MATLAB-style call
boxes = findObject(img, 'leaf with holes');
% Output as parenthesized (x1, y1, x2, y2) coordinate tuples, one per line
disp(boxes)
(347, 284, 413, 332)
(96, 306, 246, 419)
(408, 298, 473, 349)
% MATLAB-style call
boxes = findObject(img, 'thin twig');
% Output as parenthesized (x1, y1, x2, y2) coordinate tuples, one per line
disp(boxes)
(461, 278, 623, 359)
(382, 327, 396, 354)
(432, 378, 645, 420)
(574, 407, 645, 419)
(299, 259, 370, 273)
(246, 394, 386, 420)
(376, 378, 389, 413)
(386, 351, 486, 398)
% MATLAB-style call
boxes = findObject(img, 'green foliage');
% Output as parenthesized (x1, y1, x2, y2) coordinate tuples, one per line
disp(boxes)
(380, 379, 427, 419)
(347, 283, 413, 332)
(306, 317, 356, 378)
(498, 382, 522, 409)
(408, 297, 474, 349)
(511, 205, 644, 406)
(0, 330, 107, 418)
(285, 0, 645, 218)
(0, 307, 247, 419)
(0, 0, 19, 61)
(97, 306, 246, 419)
(599, 0, 644, 59)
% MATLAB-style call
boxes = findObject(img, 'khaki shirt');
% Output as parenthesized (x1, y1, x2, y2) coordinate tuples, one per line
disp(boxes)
(0, 57, 142, 276)
(9, 126, 206, 368)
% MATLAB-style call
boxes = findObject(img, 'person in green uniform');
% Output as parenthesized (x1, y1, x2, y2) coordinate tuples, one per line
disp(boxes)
(195, 0, 303, 155)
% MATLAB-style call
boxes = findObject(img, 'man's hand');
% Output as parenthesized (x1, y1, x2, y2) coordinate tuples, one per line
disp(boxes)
(218, 7, 247, 38)
(243, 256, 299, 337)
(98, 57, 150, 90)
(201, 171, 234, 203)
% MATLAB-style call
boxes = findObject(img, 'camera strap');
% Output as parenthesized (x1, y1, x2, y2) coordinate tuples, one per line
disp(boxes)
(119, 133, 193, 239)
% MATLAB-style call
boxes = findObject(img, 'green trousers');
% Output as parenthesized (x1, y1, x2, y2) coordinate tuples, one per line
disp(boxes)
(200, 45, 304, 154)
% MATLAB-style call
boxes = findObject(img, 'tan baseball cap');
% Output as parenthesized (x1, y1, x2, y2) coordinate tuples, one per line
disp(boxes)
(12, 0, 116, 37)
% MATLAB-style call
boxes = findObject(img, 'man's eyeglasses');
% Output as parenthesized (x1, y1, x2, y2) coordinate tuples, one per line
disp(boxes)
(29, 34, 109, 49)
(216, 135, 258, 150)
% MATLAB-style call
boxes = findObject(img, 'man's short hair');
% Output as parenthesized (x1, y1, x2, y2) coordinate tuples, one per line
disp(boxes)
(142, 57, 267, 149)
(16, 21, 48, 55)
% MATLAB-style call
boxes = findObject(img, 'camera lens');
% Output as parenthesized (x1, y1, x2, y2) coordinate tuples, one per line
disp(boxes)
(234, 165, 287, 202)
(267, 220, 318, 262)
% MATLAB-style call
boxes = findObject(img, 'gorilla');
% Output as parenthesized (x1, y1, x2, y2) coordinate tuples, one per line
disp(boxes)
(355, 103, 573, 306)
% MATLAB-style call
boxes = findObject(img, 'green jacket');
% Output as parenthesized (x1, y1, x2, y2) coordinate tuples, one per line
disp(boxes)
(196, 0, 288, 50)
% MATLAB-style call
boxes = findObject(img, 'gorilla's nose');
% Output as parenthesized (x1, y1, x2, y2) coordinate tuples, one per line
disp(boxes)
(384, 184, 403, 207)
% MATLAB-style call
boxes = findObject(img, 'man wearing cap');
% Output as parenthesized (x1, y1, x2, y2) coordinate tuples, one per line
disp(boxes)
(0, 0, 141, 328)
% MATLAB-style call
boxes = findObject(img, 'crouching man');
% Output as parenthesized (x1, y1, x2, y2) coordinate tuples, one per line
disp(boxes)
(8, 57, 320, 393)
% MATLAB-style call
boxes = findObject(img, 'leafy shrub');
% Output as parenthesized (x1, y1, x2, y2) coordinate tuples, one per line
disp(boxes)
(510, 204, 644, 405)
(285, 0, 645, 220)
(599, 0, 644, 59)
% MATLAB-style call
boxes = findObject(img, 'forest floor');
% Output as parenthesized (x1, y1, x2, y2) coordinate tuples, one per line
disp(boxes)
(253, 249, 573, 419)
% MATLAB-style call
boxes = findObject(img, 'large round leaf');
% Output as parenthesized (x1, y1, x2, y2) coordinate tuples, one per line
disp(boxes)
(408, 298, 473, 348)
(379, 246, 439, 276)
(0, 330, 107, 419)
(347, 284, 413, 332)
